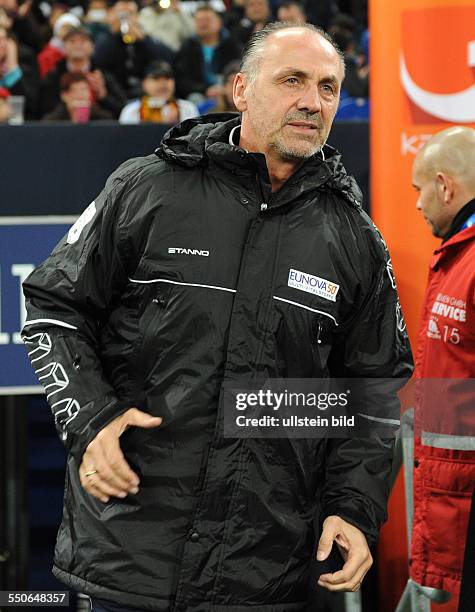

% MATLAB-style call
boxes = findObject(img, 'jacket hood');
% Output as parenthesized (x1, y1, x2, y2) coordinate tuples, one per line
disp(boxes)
(157, 114, 363, 207)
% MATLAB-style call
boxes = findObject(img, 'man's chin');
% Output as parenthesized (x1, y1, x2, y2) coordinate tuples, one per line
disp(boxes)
(273, 140, 323, 160)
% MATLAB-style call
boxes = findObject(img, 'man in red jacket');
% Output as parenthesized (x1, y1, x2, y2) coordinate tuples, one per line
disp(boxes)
(411, 126, 475, 609)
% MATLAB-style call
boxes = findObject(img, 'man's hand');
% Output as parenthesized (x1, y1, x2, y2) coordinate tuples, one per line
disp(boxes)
(87, 70, 107, 100)
(316, 516, 373, 592)
(79, 407, 162, 503)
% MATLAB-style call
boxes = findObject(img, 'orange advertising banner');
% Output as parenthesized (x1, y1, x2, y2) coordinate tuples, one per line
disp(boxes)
(370, 0, 475, 344)
(370, 1, 475, 610)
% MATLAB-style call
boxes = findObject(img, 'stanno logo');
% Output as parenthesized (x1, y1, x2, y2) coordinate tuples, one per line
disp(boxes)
(288, 269, 339, 302)
(168, 247, 210, 257)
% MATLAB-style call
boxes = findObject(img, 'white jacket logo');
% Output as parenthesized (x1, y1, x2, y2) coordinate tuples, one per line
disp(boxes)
(168, 248, 209, 257)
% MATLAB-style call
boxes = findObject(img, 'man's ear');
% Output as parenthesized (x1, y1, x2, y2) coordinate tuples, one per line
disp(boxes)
(233, 72, 248, 113)
(436, 172, 455, 205)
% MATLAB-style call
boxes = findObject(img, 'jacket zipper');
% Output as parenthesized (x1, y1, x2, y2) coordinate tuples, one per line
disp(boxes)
(255, 172, 268, 212)
(315, 319, 323, 344)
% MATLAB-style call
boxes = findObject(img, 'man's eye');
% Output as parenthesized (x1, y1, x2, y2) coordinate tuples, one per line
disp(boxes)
(321, 84, 334, 94)
(286, 77, 300, 85)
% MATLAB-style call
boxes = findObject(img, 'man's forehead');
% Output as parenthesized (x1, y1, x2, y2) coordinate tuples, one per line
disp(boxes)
(261, 30, 343, 74)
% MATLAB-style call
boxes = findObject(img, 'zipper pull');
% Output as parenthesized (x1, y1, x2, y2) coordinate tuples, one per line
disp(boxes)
(260, 202, 268, 212)
(315, 320, 323, 344)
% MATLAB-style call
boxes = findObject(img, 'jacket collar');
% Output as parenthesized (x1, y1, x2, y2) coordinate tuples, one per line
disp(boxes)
(431, 224, 475, 269)
(157, 114, 363, 208)
(442, 197, 475, 243)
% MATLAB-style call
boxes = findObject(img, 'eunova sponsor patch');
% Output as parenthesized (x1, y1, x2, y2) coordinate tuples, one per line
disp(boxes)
(288, 269, 340, 302)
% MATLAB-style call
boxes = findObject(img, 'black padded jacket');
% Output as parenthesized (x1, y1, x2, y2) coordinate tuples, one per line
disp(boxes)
(22, 115, 413, 611)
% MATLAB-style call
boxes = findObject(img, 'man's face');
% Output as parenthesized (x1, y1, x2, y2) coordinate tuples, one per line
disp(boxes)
(246, 0, 269, 23)
(236, 30, 343, 161)
(64, 34, 93, 61)
(413, 161, 451, 238)
(194, 10, 221, 39)
(143, 75, 175, 100)
(114, 0, 137, 17)
(277, 5, 305, 24)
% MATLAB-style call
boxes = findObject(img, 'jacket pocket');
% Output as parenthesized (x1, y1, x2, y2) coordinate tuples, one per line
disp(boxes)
(134, 285, 172, 383)
(311, 314, 336, 374)
(423, 456, 474, 575)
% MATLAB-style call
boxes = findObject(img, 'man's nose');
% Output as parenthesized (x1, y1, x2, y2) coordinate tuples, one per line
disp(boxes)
(296, 86, 322, 114)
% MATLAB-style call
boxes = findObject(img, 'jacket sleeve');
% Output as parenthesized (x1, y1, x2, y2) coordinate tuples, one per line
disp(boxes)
(321, 217, 414, 548)
(22, 165, 138, 462)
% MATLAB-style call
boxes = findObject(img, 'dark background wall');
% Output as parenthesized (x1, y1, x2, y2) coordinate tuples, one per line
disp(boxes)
(0, 121, 369, 217)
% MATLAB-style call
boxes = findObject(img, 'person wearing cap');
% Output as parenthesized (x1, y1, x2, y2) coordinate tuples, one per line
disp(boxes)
(40, 26, 126, 118)
(37, 12, 81, 79)
(119, 60, 198, 125)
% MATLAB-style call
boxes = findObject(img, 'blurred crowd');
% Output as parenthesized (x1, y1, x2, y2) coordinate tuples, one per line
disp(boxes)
(0, 0, 369, 124)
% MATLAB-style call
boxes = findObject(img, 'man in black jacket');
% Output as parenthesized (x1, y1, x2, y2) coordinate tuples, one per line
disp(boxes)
(93, 0, 174, 98)
(175, 5, 240, 100)
(23, 21, 412, 612)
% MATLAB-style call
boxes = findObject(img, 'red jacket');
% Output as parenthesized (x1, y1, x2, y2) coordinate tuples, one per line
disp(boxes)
(411, 225, 475, 597)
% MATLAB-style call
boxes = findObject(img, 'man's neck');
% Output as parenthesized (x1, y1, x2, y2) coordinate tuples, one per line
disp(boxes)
(443, 196, 475, 242)
(266, 154, 303, 192)
(200, 33, 219, 46)
(239, 132, 302, 192)
(67, 58, 90, 72)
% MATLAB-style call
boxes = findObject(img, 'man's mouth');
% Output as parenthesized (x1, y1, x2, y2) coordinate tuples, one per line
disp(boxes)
(286, 121, 319, 130)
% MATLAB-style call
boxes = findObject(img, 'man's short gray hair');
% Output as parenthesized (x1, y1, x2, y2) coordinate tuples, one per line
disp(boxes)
(240, 21, 345, 85)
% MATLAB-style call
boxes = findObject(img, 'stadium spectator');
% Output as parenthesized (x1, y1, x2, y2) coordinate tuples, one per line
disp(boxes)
(0, 0, 42, 52)
(174, 5, 239, 101)
(0, 25, 39, 118)
(277, 1, 306, 24)
(0, 84, 10, 120)
(119, 60, 197, 124)
(37, 12, 80, 78)
(139, 0, 194, 52)
(337, 0, 367, 31)
(93, 0, 174, 98)
(41, 26, 126, 118)
(331, 28, 368, 98)
(328, 13, 361, 45)
(300, 0, 336, 29)
(43, 70, 113, 121)
(223, 0, 245, 31)
(212, 58, 239, 112)
(84, 0, 110, 42)
(231, 0, 271, 49)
